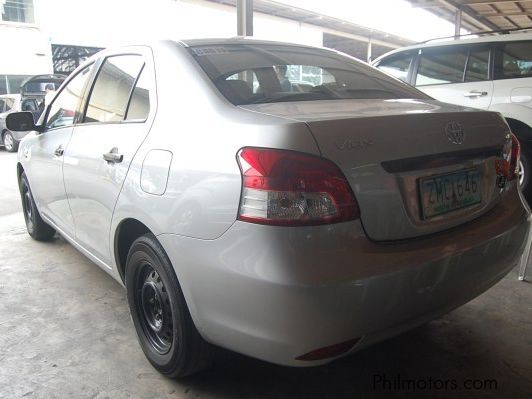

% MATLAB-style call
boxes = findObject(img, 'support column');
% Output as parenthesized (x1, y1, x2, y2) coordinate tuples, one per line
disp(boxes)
(454, 8, 462, 39)
(237, 0, 253, 37)
(367, 36, 372, 63)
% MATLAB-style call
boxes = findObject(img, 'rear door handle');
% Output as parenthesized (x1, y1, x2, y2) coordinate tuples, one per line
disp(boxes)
(464, 90, 488, 97)
(54, 145, 64, 157)
(103, 147, 123, 163)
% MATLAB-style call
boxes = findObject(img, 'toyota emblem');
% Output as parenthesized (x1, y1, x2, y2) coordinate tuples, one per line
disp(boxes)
(445, 122, 464, 145)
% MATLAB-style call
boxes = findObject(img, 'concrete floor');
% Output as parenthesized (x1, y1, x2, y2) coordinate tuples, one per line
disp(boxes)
(0, 150, 531, 399)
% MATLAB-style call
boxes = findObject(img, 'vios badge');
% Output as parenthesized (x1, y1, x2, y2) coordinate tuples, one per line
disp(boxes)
(445, 121, 465, 145)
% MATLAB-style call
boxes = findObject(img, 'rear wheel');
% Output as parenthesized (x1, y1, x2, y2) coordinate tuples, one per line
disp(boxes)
(19, 172, 55, 241)
(3, 131, 18, 153)
(125, 234, 213, 378)
(518, 146, 532, 204)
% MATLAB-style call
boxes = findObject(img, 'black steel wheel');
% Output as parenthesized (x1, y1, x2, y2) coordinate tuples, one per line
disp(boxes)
(19, 172, 55, 241)
(136, 263, 174, 354)
(125, 234, 213, 378)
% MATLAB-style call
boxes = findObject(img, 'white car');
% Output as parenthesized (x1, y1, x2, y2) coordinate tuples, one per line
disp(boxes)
(373, 32, 532, 202)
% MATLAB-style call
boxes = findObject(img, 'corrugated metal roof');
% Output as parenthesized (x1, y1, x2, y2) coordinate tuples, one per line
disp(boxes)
(407, 0, 532, 34)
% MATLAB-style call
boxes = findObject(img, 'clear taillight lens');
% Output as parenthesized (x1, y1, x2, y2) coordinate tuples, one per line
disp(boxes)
(236, 147, 360, 226)
(500, 133, 521, 181)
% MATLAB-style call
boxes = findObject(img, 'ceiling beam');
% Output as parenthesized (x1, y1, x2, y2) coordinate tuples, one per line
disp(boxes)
(412, 0, 532, 8)
(410, 0, 502, 31)
(460, 0, 532, 4)
(480, 11, 532, 17)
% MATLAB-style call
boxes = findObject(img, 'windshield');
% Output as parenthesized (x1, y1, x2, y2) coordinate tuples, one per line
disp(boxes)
(189, 43, 429, 105)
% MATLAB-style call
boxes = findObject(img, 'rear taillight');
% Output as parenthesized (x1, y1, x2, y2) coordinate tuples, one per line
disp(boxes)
(236, 147, 360, 226)
(499, 133, 521, 181)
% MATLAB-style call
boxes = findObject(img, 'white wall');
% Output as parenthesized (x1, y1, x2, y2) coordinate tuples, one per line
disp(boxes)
(34, 0, 323, 48)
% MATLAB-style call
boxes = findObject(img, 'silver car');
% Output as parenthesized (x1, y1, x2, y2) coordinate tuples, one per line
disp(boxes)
(7, 39, 529, 377)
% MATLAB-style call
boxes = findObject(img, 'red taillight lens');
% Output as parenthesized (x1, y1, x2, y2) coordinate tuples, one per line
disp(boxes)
(499, 133, 521, 181)
(236, 147, 360, 226)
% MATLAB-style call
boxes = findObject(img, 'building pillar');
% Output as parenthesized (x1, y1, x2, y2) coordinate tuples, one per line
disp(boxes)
(367, 36, 372, 63)
(454, 8, 462, 39)
(237, 0, 253, 36)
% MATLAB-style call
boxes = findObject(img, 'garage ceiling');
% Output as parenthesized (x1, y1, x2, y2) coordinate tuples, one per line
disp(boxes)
(408, 0, 532, 34)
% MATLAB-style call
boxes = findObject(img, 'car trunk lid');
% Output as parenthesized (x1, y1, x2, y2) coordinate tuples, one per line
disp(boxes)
(241, 99, 510, 241)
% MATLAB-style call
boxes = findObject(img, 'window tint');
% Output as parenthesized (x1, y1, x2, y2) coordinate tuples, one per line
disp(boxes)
(21, 99, 37, 112)
(416, 49, 467, 86)
(85, 55, 144, 123)
(495, 42, 532, 79)
(46, 64, 93, 130)
(190, 44, 427, 105)
(125, 66, 150, 121)
(376, 52, 413, 82)
(465, 49, 489, 82)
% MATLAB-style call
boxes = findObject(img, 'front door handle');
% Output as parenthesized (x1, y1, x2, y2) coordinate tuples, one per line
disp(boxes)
(54, 145, 64, 157)
(103, 147, 123, 163)
(464, 90, 488, 97)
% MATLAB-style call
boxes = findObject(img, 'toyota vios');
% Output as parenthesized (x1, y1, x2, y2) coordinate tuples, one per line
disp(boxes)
(7, 39, 529, 377)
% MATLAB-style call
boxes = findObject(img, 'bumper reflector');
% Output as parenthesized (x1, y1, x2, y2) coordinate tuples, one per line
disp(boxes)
(295, 338, 361, 361)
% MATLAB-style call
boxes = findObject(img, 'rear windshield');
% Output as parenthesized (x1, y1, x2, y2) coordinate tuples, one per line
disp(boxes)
(189, 44, 428, 105)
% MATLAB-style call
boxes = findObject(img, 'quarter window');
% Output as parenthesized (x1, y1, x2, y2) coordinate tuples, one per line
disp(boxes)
(46, 64, 93, 130)
(495, 42, 532, 80)
(416, 49, 468, 86)
(84, 55, 144, 123)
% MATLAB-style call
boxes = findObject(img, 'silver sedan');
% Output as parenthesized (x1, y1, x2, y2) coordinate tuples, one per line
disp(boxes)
(7, 39, 529, 377)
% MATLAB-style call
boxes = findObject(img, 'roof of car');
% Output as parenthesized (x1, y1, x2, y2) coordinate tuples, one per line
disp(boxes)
(180, 37, 324, 50)
(373, 31, 532, 63)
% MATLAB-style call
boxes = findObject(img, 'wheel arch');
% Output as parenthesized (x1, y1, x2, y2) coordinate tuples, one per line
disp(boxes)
(114, 218, 151, 283)
(505, 118, 532, 143)
(17, 162, 24, 181)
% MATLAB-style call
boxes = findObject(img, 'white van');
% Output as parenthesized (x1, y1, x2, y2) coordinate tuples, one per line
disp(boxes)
(373, 32, 532, 202)
(0, 22, 53, 95)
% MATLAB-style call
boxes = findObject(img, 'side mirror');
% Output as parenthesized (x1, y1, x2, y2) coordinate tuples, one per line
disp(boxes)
(6, 112, 43, 133)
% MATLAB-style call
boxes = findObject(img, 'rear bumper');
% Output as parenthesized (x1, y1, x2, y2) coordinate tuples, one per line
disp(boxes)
(158, 186, 529, 366)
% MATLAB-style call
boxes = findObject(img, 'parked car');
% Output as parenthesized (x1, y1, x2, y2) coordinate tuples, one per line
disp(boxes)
(373, 31, 532, 202)
(7, 39, 528, 378)
(0, 75, 65, 152)
(0, 94, 39, 152)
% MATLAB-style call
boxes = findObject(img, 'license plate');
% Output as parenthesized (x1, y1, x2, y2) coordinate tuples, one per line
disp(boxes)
(419, 169, 482, 219)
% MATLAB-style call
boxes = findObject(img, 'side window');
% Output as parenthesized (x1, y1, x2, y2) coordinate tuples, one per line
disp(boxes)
(46, 64, 94, 130)
(125, 67, 151, 121)
(416, 48, 467, 86)
(21, 99, 37, 112)
(376, 52, 414, 83)
(494, 41, 532, 80)
(84, 55, 144, 123)
(465, 49, 490, 82)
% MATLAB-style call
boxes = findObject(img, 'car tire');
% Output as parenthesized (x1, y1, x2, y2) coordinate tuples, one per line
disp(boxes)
(19, 172, 56, 241)
(3, 131, 18, 153)
(125, 234, 214, 378)
(519, 146, 532, 204)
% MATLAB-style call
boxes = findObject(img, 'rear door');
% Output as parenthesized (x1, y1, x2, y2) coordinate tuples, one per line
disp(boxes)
(414, 45, 493, 110)
(63, 49, 154, 266)
(492, 40, 532, 110)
